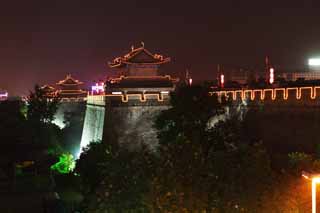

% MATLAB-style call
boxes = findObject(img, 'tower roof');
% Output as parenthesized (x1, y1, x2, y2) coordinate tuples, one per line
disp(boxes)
(41, 84, 56, 92)
(57, 74, 83, 86)
(108, 43, 171, 68)
(108, 75, 178, 88)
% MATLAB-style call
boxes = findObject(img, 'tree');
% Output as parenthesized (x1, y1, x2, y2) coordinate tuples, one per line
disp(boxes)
(76, 142, 155, 212)
(155, 85, 227, 147)
(27, 84, 60, 124)
(153, 85, 273, 211)
(51, 153, 76, 174)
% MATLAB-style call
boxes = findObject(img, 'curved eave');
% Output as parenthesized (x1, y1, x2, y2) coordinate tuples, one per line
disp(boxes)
(108, 57, 171, 68)
(56, 82, 84, 86)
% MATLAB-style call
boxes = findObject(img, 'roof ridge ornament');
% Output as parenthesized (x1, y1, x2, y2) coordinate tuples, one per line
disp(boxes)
(108, 44, 171, 68)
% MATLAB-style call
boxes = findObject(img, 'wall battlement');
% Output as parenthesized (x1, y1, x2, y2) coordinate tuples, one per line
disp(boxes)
(80, 92, 171, 156)
(87, 92, 170, 106)
(211, 86, 320, 154)
(211, 86, 320, 104)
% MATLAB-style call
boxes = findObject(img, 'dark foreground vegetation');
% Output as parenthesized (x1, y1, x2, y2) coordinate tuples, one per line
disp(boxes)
(0, 84, 319, 212)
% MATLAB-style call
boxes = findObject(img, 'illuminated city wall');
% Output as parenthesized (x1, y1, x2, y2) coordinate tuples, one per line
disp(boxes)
(103, 105, 169, 150)
(80, 93, 170, 155)
(53, 101, 85, 129)
(81, 86, 320, 156)
(211, 86, 320, 104)
(79, 96, 106, 155)
(214, 86, 320, 153)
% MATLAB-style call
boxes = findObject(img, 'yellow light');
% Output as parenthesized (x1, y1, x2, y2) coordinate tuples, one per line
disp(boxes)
(312, 178, 320, 213)
(302, 172, 320, 213)
(216, 86, 319, 102)
(269, 68, 274, 84)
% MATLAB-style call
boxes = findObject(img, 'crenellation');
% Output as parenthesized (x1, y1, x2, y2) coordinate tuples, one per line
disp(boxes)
(215, 86, 320, 104)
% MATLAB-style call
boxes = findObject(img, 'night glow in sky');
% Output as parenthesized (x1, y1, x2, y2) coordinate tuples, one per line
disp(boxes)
(1, 1, 319, 95)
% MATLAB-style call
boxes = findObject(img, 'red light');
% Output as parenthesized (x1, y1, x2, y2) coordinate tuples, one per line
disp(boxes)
(220, 74, 224, 87)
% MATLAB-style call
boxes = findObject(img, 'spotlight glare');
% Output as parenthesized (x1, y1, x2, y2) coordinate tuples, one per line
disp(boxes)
(309, 58, 320, 66)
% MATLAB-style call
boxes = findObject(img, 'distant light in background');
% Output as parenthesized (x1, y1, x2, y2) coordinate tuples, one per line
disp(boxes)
(269, 68, 274, 84)
(0, 91, 8, 101)
(91, 82, 105, 95)
(0, 92, 8, 98)
(188, 78, 193, 86)
(220, 74, 224, 88)
(111, 91, 122, 95)
(309, 58, 320, 66)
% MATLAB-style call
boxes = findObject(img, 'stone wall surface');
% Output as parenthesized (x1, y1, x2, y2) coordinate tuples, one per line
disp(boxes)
(103, 105, 169, 150)
(80, 104, 105, 153)
(81, 87, 320, 157)
(53, 102, 86, 129)
(80, 95, 169, 155)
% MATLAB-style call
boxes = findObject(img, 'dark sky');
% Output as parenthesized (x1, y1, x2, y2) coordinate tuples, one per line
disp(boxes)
(1, 0, 320, 95)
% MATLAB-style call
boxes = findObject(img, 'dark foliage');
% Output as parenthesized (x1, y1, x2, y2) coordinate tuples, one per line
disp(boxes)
(76, 142, 155, 212)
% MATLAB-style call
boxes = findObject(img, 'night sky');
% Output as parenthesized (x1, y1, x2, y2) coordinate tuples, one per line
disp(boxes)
(1, 0, 320, 95)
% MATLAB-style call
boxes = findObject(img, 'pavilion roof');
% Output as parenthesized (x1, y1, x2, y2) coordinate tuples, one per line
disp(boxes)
(40, 84, 56, 92)
(108, 75, 178, 88)
(57, 74, 83, 86)
(108, 43, 170, 68)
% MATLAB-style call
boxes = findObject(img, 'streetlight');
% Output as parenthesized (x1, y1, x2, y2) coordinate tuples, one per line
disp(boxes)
(302, 171, 320, 213)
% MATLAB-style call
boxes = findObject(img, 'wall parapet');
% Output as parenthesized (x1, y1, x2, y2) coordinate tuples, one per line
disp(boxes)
(87, 93, 170, 105)
(210, 86, 320, 102)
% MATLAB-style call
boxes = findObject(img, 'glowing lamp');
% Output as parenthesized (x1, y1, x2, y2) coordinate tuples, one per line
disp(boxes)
(189, 78, 193, 86)
(0, 92, 8, 100)
(220, 74, 225, 87)
(269, 68, 274, 84)
(111, 91, 122, 95)
(91, 82, 105, 94)
(309, 58, 320, 66)
(0, 92, 8, 98)
(160, 91, 169, 94)
(302, 171, 320, 213)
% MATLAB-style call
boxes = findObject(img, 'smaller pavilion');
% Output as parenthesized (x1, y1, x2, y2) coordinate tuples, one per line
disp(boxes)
(40, 85, 57, 98)
(56, 74, 87, 101)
